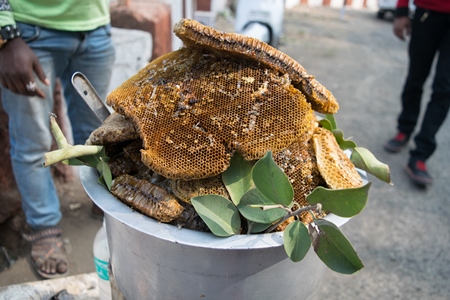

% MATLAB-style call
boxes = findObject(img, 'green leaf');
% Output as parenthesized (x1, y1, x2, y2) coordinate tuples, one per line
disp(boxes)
(97, 159, 112, 191)
(325, 114, 337, 130)
(318, 118, 333, 131)
(351, 147, 392, 184)
(65, 158, 86, 166)
(332, 129, 357, 150)
(65, 150, 108, 167)
(312, 219, 364, 274)
(97, 174, 109, 189)
(76, 154, 101, 167)
(237, 188, 286, 224)
(252, 151, 293, 206)
(283, 221, 311, 262)
(306, 183, 371, 218)
(247, 221, 272, 233)
(222, 153, 253, 205)
(191, 195, 241, 237)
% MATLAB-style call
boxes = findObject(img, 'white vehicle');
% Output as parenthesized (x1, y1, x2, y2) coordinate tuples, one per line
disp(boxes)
(377, 0, 416, 20)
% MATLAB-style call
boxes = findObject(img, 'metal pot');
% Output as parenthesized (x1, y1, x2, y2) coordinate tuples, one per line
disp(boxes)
(80, 166, 351, 300)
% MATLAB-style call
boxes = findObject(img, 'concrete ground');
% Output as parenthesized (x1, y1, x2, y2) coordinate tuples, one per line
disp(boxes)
(1, 5, 450, 299)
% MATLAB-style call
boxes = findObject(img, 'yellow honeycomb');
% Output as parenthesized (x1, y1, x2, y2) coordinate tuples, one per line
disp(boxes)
(173, 19, 339, 114)
(273, 137, 324, 224)
(312, 128, 363, 189)
(101, 19, 363, 226)
(169, 175, 230, 204)
(108, 47, 316, 180)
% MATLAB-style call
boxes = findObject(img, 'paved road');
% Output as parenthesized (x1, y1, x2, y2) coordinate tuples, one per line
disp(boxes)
(276, 6, 450, 300)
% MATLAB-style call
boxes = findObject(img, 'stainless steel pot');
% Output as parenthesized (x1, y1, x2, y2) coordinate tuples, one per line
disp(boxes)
(80, 166, 351, 300)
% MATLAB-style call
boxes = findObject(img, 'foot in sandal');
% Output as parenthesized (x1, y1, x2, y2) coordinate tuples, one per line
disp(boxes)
(23, 226, 69, 279)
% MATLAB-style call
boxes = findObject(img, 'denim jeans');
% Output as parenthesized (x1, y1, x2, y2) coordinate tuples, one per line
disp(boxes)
(397, 7, 450, 161)
(1, 23, 115, 230)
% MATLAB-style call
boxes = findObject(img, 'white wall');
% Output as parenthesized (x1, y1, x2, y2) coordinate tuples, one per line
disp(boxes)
(108, 27, 152, 93)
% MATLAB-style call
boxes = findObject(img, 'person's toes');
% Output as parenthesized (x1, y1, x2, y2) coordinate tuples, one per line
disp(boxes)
(57, 261, 68, 274)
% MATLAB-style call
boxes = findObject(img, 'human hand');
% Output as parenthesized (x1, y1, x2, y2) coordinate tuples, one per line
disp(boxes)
(0, 38, 49, 98)
(393, 16, 411, 41)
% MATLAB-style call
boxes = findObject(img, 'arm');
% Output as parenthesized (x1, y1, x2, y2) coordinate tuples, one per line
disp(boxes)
(0, 0, 49, 98)
(393, 0, 411, 41)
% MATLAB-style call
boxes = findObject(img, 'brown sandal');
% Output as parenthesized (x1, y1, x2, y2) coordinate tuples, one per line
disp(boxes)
(23, 226, 69, 279)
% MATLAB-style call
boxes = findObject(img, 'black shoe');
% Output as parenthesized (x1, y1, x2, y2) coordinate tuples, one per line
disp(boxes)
(384, 132, 410, 153)
(406, 159, 433, 186)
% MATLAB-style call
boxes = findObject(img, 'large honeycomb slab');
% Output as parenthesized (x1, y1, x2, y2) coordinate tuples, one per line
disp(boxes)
(173, 18, 339, 114)
(108, 47, 316, 180)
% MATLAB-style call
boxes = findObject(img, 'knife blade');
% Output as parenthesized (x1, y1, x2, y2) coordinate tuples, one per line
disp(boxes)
(71, 71, 111, 122)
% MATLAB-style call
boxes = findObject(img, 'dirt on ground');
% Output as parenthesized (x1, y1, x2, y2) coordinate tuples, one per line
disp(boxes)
(1, 5, 450, 300)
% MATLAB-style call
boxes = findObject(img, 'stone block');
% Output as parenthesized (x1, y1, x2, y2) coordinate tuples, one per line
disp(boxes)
(108, 27, 152, 93)
(194, 10, 217, 27)
(110, 0, 172, 61)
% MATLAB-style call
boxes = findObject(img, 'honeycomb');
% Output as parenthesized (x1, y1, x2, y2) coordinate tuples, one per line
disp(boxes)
(169, 175, 230, 204)
(86, 112, 139, 146)
(273, 137, 324, 224)
(102, 18, 363, 227)
(312, 128, 363, 189)
(173, 19, 339, 114)
(108, 47, 316, 180)
(110, 174, 184, 223)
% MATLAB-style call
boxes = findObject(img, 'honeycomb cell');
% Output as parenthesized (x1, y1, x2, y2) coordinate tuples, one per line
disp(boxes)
(312, 128, 363, 189)
(273, 138, 323, 224)
(169, 175, 230, 204)
(108, 48, 316, 180)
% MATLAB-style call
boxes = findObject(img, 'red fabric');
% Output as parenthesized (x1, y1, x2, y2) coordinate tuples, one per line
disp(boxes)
(394, 132, 408, 142)
(416, 161, 427, 172)
(397, 0, 450, 13)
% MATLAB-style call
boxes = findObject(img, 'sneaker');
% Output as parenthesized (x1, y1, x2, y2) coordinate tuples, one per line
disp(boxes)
(384, 132, 410, 153)
(406, 159, 433, 186)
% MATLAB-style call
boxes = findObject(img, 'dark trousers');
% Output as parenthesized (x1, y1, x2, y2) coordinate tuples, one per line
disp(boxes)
(397, 7, 450, 161)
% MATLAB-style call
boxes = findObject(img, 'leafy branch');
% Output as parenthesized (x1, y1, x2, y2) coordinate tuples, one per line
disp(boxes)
(191, 115, 392, 274)
(319, 114, 392, 185)
(265, 203, 322, 233)
(191, 151, 370, 274)
(44, 114, 113, 190)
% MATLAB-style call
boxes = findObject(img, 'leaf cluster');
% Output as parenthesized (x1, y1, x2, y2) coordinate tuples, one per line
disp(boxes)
(191, 151, 367, 274)
(44, 114, 113, 189)
(191, 115, 392, 274)
(44, 114, 391, 274)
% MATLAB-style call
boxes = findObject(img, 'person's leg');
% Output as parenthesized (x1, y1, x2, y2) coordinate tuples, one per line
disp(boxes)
(2, 88, 61, 228)
(1, 23, 62, 230)
(59, 24, 115, 218)
(405, 12, 450, 186)
(397, 8, 442, 136)
(411, 23, 450, 161)
(1, 22, 83, 278)
(61, 24, 115, 145)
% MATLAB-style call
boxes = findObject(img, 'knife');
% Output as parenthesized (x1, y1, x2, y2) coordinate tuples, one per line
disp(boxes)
(71, 71, 111, 122)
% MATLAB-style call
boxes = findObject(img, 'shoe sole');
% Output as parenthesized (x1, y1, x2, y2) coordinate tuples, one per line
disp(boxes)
(405, 166, 433, 186)
(383, 142, 406, 153)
